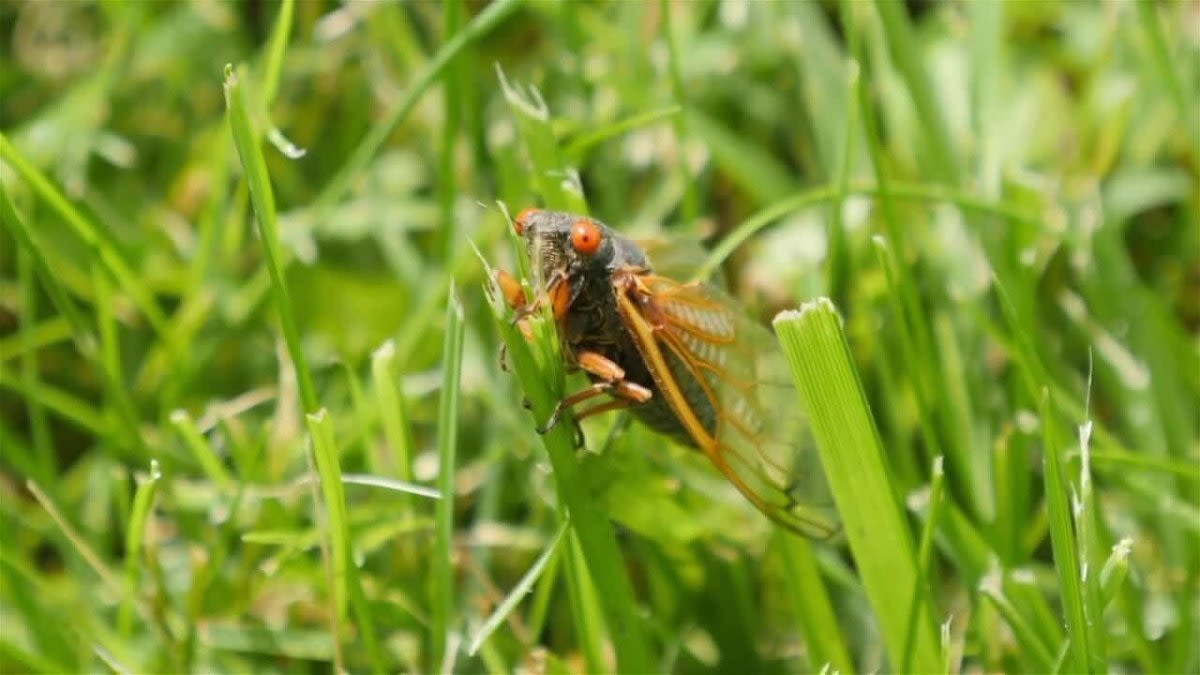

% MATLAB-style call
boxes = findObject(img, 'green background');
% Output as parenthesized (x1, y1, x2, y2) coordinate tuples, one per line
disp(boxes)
(1, 1, 1196, 673)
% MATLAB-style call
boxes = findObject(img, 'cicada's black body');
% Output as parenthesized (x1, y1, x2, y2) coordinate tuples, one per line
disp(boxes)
(517, 209, 713, 444)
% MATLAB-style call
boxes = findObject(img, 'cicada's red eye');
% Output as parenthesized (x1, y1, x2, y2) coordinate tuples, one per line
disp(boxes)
(571, 218, 603, 255)
(514, 208, 540, 235)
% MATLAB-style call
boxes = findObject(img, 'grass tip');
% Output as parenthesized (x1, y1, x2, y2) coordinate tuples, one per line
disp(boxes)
(1112, 537, 1133, 559)
(978, 558, 1003, 595)
(372, 339, 395, 361)
(906, 484, 932, 512)
(772, 297, 841, 327)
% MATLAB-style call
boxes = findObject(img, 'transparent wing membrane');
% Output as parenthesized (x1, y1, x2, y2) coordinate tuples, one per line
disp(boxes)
(616, 274, 839, 538)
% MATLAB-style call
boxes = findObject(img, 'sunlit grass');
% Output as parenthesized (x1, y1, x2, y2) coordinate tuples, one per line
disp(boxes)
(1, 1, 1196, 673)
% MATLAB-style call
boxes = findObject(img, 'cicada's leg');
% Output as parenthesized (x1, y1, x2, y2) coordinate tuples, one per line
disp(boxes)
(574, 397, 637, 422)
(495, 269, 534, 376)
(536, 351, 652, 434)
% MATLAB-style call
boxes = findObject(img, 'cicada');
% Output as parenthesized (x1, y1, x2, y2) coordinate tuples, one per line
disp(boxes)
(496, 208, 836, 538)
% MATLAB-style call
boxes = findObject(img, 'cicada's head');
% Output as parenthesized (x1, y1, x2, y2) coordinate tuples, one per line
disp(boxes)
(511, 208, 645, 294)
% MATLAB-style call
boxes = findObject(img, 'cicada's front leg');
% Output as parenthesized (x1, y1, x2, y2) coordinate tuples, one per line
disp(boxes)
(536, 350, 653, 436)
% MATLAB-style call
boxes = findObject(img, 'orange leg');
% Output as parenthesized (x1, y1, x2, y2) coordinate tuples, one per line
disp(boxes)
(574, 397, 637, 422)
(537, 350, 653, 434)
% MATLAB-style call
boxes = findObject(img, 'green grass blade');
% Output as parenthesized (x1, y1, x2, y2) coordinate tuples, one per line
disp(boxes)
(371, 340, 416, 483)
(871, 0, 961, 183)
(432, 285, 466, 671)
(223, 63, 319, 414)
(314, 0, 522, 218)
(1040, 389, 1091, 674)
(774, 300, 940, 672)
(0, 134, 177, 355)
(482, 229, 651, 675)
(467, 518, 569, 656)
(118, 460, 161, 640)
(168, 410, 234, 489)
(776, 533, 854, 673)
(306, 409, 385, 673)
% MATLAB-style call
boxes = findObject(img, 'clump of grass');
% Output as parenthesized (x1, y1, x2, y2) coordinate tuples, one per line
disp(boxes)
(1, 1, 1195, 673)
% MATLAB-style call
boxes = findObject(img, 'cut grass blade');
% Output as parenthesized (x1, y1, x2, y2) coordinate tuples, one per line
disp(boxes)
(774, 300, 940, 673)
(496, 65, 587, 213)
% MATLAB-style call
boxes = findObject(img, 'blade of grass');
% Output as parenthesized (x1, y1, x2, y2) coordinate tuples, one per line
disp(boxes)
(776, 533, 854, 674)
(315, 0, 522, 219)
(168, 410, 234, 489)
(903, 455, 945, 673)
(0, 134, 178, 357)
(432, 285, 466, 671)
(480, 231, 651, 674)
(468, 518, 569, 656)
(660, 0, 699, 225)
(694, 180, 1043, 281)
(1136, 1, 1198, 155)
(307, 409, 386, 673)
(1040, 388, 1092, 674)
(871, 0, 961, 183)
(223, 63, 318, 414)
(16, 249, 56, 485)
(371, 340, 416, 483)
(118, 460, 161, 639)
(496, 66, 587, 213)
(980, 570, 1057, 672)
(774, 300, 941, 672)
(562, 106, 682, 161)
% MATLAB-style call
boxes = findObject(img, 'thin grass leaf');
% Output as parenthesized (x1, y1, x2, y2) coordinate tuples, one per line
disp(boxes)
(482, 218, 651, 675)
(432, 285, 466, 671)
(314, 0, 522, 218)
(306, 409, 386, 673)
(1040, 388, 1092, 674)
(562, 105, 682, 161)
(872, 0, 961, 183)
(980, 570, 1057, 672)
(370, 340, 416, 483)
(777, 533, 853, 674)
(0, 134, 178, 356)
(341, 474, 441, 500)
(118, 460, 160, 639)
(223, 63, 318, 414)
(468, 518, 569, 656)
(168, 410, 234, 489)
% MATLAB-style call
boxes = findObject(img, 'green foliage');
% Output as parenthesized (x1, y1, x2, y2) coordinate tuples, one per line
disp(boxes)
(1, 1, 1196, 673)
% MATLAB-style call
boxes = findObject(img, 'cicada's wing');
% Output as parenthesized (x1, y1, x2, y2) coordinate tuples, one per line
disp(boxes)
(614, 273, 839, 538)
(634, 236, 728, 290)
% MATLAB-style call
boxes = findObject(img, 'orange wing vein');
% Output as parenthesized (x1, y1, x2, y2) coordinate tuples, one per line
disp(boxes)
(614, 273, 839, 538)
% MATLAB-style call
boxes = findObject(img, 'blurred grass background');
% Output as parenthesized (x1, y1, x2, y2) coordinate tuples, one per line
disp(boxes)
(1, 0, 1197, 673)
